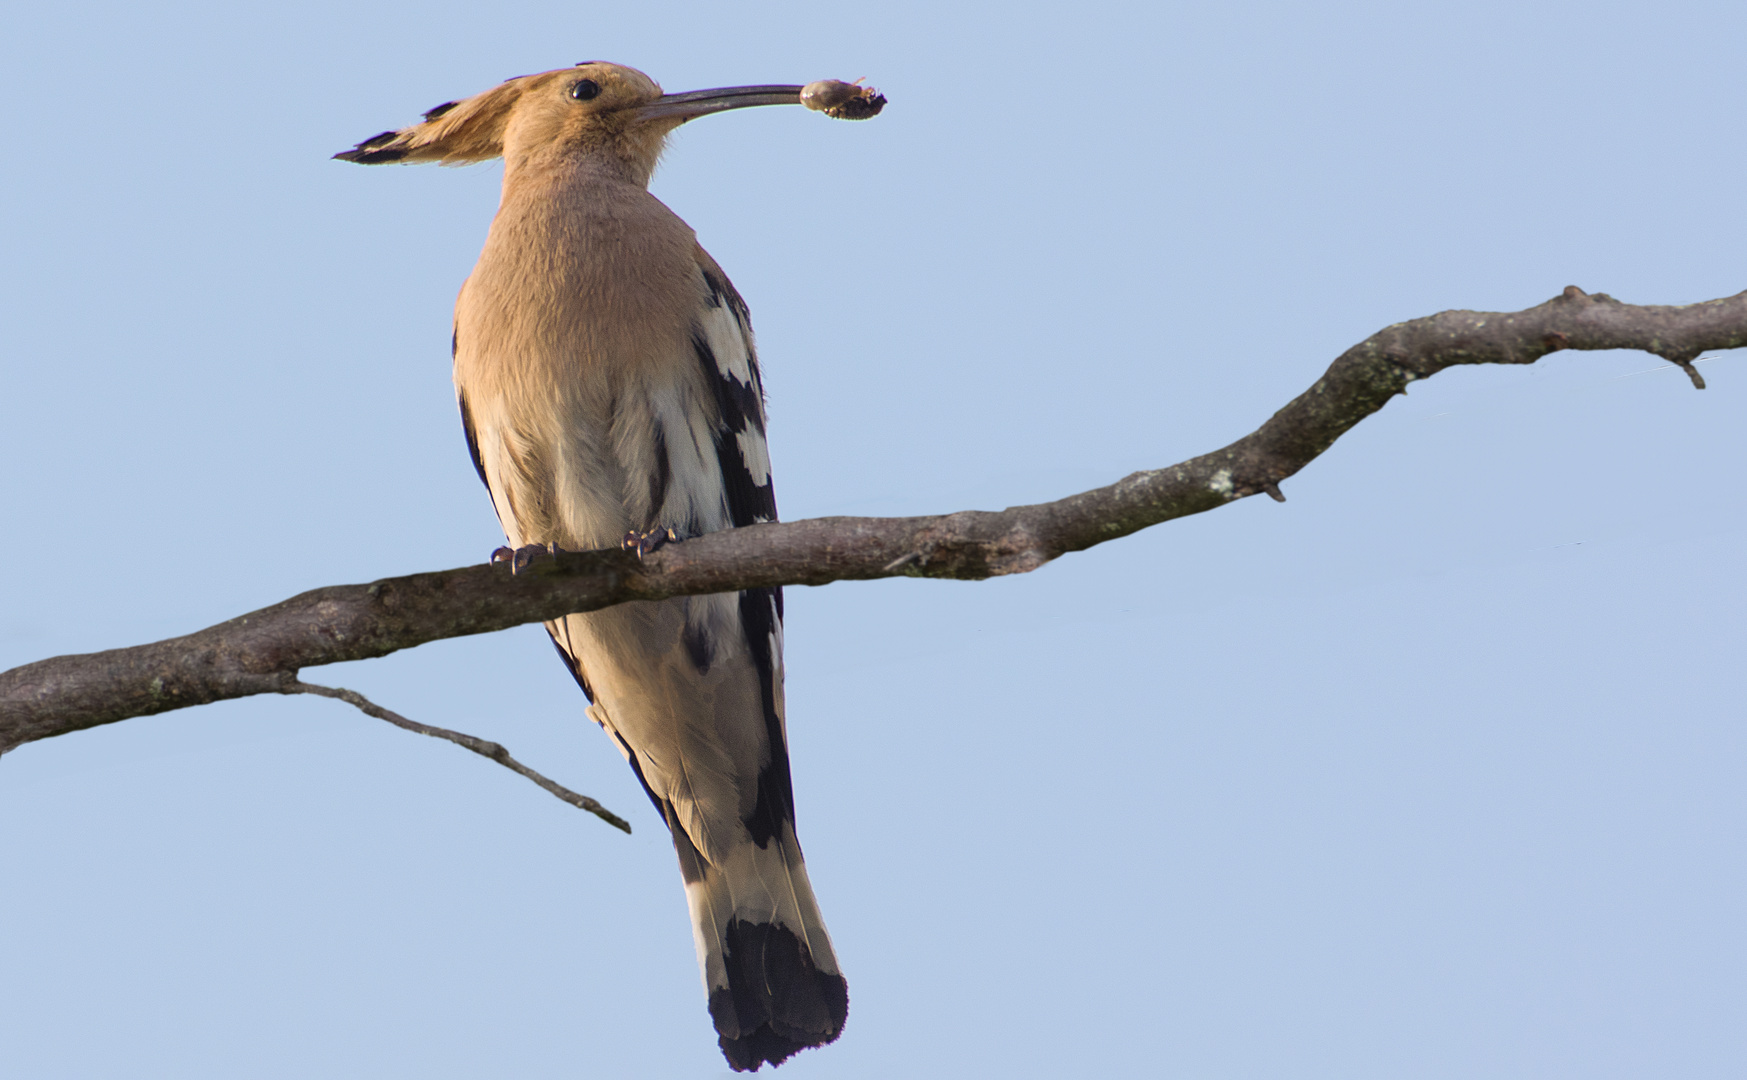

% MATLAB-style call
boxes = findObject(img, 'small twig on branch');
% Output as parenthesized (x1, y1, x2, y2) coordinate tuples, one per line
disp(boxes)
(3, 285, 1743, 757)
(283, 680, 631, 833)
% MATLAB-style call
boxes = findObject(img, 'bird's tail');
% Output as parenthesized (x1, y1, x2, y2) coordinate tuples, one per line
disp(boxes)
(667, 815, 847, 1072)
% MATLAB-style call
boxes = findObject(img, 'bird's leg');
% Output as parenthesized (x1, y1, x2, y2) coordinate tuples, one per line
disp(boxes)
(490, 541, 563, 575)
(621, 527, 679, 560)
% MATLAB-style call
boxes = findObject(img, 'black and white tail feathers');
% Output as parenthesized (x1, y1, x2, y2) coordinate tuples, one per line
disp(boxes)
(666, 774, 848, 1070)
(553, 588, 848, 1071)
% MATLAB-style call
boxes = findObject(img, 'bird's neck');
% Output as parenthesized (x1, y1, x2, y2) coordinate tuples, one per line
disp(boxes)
(481, 150, 693, 292)
(494, 156, 670, 245)
(502, 141, 658, 196)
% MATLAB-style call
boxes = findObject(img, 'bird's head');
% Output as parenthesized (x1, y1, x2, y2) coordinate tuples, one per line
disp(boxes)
(335, 63, 883, 187)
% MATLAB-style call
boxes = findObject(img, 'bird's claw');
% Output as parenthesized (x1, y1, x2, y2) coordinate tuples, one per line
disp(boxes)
(491, 541, 562, 575)
(622, 527, 679, 560)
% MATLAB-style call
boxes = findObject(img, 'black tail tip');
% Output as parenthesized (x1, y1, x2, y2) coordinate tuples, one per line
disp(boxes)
(709, 920, 848, 1071)
(718, 1020, 845, 1073)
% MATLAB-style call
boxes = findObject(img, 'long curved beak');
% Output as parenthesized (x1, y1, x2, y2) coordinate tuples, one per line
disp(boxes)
(634, 85, 805, 123)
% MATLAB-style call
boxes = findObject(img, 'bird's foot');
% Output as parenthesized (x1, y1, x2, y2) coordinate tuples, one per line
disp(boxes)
(621, 527, 679, 560)
(490, 541, 562, 575)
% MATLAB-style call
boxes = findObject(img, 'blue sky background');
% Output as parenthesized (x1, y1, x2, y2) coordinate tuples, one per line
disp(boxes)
(2, 1, 1743, 1076)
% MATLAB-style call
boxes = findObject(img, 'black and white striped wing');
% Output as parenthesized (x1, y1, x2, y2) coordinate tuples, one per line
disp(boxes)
(690, 258, 796, 847)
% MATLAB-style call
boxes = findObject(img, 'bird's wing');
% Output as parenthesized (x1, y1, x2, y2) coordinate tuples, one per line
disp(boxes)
(549, 250, 798, 857)
(691, 253, 777, 528)
(684, 249, 800, 844)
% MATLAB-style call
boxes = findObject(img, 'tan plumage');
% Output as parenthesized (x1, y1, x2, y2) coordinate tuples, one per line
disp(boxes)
(338, 63, 859, 1071)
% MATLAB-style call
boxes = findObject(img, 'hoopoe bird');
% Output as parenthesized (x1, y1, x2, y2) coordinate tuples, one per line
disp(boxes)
(336, 64, 882, 1071)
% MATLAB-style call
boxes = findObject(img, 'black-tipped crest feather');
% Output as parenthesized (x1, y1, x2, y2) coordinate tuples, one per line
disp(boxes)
(333, 77, 527, 165)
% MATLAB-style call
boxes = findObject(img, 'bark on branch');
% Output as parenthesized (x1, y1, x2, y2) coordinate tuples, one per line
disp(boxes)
(4, 286, 1741, 762)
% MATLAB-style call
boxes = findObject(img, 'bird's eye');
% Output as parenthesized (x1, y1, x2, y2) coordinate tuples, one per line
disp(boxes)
(570, 79, 601, 102)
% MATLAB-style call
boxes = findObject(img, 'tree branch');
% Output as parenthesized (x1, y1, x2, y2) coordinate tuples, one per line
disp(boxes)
(4, 285, 1741, 759)
(282, 681, 633, 832)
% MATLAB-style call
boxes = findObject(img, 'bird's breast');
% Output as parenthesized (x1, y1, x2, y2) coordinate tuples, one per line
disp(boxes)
(451, 179, 730, 550)
(459, 183, 701, 389)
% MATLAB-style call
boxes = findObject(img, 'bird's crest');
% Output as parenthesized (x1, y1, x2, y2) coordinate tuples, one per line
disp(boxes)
(334, 77, 530, 165)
